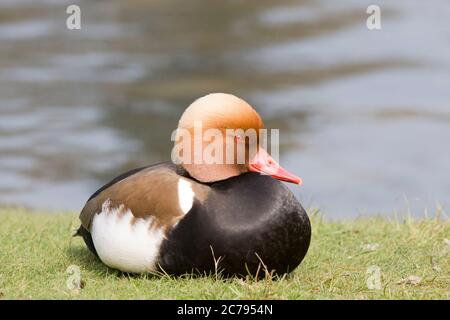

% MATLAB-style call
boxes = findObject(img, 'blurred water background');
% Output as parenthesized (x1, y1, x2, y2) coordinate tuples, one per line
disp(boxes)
(0, 0, 449, 218)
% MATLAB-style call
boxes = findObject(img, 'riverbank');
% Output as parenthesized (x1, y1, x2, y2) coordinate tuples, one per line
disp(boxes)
(0, 208, 448, 299)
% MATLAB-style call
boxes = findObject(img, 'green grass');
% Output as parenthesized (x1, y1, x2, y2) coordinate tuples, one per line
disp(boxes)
(0, 207, 448, 300)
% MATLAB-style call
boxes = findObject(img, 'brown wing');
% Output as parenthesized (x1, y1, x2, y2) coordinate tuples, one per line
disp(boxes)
(79, 162, 208, 232)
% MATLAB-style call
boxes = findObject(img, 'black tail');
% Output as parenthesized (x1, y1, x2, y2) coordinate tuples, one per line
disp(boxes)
(73, 226, 83, 237)
(75, 225, 99, 257)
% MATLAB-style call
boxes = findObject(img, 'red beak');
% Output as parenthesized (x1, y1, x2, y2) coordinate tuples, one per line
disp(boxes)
(248, 148, 302, 185)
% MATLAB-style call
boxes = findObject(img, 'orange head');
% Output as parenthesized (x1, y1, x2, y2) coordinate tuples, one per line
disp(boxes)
(172, 93, 302, 184)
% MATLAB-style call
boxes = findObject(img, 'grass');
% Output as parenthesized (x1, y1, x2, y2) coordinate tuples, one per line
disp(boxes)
(0, 207, 448, 300)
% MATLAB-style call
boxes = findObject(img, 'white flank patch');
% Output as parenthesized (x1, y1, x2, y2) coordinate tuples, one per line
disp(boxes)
(91, 200, 165, 273)
(177, 178, 195, 214)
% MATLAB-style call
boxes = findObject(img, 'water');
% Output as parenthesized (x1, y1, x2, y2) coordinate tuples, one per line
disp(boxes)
(0, 0, 449, 218)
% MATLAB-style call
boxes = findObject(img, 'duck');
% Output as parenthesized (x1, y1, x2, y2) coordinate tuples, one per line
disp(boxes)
(76, 93, 311, 277)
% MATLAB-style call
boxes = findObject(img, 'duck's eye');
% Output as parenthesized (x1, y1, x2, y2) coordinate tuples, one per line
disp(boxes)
(267, 159, 273, 165)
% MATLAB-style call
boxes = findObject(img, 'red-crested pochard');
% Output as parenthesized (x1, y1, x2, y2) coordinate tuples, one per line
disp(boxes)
(76, 93, 311, 277)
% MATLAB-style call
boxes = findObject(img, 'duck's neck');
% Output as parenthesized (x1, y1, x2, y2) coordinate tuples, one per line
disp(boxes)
(180, 163, 247, 184)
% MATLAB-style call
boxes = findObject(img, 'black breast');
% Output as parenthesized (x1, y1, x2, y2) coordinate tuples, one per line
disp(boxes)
(158, 172, 311, 277)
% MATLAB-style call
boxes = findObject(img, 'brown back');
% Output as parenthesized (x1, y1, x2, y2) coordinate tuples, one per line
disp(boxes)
(79, 164, 209, 232)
